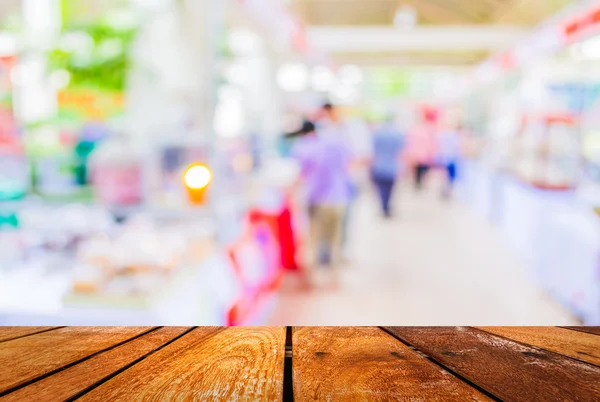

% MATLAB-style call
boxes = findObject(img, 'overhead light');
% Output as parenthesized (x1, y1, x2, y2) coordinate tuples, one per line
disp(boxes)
(214, 86, 245, 138)
(577, 35, 600, 60)
(394, 5, 417, 30)
(49, 70, 71, 90)
(229, 29, 262, 56)
(0, 33, 19, 57)
(311, 66, 335, 92)
(225, 63, 250, 86)
(330, 81, 360, 105)
(340, 65, 363, 84)
(277, 63, 309, 92)
(130, 0, 172, 12)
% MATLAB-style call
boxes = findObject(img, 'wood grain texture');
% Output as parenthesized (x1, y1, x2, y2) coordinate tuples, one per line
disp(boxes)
(292, 327, 490, 401)
(0, 326, 153, 394)
(477, 326, 600, 367)
(562, 326, 600, 336)
(0, 327, 59, 343)
(385, 327, 600, 402)
(1, 327, 191, 402)
(78, 327, 286, 402)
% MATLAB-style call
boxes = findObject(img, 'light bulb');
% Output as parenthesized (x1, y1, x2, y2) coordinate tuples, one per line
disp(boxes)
(277, 64, 309, 92)
(183, 165, 212, 190)
(311, 66, 335, 92)
(340, 65, 363, 84)
(229, 29, 262, 56)
(394, 5, 417, 29)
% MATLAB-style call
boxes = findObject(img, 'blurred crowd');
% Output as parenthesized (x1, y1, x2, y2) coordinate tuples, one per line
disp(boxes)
(282, 103, 465, 288)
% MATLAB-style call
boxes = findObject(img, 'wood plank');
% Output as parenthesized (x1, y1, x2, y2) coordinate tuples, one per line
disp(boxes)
(0, 326, 153, 395)
(1, 327, 191, 402)
(385, 327, 600, 401)
(292, 327, 491, 401)
(0, 327, 59, 343)
(477, 326, 600, 367)
(78, 327, 286, 401)
(561, 326, 600, 336)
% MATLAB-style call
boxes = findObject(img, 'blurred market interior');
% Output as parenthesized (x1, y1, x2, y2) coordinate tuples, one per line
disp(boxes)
(1, 0, 600, 326)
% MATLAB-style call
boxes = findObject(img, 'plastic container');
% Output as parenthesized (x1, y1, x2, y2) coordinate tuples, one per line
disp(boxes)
(90, 137, 144, 206)
(0, 138, 29, 201)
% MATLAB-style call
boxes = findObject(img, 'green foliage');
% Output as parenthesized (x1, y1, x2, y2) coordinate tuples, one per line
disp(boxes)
(367, 69, 410, 97)
(0, 13, 22, 33)
(48, 16, 139, 92)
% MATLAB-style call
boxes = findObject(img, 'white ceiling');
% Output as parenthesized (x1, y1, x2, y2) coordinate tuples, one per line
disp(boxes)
(291, 0, 576, 66)
(293, 0, 575, 26)
(307, 25, 527, 52)
(0, 0, 20, 24)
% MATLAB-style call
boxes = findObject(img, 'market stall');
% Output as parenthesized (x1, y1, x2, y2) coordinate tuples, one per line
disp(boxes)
(461, 2, 600, 324)
(0, 0, 310, 326)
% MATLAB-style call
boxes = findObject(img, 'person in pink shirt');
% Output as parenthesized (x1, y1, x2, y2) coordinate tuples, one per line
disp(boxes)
(406, 108, 438, 190)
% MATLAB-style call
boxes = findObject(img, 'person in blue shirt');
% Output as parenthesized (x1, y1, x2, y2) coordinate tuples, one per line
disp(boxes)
(436, 124, 463, 199)
(370, 117, 406, 218)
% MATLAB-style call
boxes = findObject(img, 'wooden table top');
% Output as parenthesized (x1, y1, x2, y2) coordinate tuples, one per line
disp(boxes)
(0, 326, 599, 401)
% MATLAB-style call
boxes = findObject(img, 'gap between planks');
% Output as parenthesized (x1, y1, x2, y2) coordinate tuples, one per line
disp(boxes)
(474, 327, 600, 368)
(64, 327, 197, 401)
(283, 326, 294, 402)
(559, 326, 600, 337)
(0, 327, 65, 344)
(383, 326, 600, 401)
(0, 327, 160, 398)
(379, 327, 503, 402)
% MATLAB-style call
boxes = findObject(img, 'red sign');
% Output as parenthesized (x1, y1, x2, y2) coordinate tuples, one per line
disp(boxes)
(237, 0, 311, 55)
(469, 4, 600, 89)
(496, 51, 516, 70)
(92, 164, 143, 206)
(226, 210, 283, 325)
(0, 56, 17, 143)
(563, 6, 600, 43)
(291, 21, 309, 54)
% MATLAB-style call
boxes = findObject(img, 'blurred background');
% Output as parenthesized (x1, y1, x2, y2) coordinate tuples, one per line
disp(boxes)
(0, 0, 599, 326)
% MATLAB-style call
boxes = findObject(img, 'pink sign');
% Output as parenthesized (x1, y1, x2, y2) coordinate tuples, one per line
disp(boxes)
(469, 3, 597, 89)
(237, 0, 311, 55)
(563, 6, 600, 44)
(93, 164, 143, 205)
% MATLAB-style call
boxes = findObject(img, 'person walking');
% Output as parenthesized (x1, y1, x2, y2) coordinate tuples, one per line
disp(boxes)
(290, 121, 352, 288)
(370, 117, 406, 218)
(314, 103, 362, 261)
(437, 123, 463, 199)
(407, 107, 438, 191)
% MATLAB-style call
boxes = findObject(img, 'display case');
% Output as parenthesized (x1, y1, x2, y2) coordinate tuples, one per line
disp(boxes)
(512, 114, 580, 190)
(0, 202, 238, 326)
(578, 95, 600, 208)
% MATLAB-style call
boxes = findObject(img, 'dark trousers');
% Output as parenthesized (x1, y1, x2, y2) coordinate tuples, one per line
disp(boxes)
(442, 161, 458, 198)
(373, 175, 396, 216)
(414, 164, 429, 190)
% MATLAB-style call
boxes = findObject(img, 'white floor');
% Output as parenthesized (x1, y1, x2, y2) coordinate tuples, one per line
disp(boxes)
(268, 176, 580, 326)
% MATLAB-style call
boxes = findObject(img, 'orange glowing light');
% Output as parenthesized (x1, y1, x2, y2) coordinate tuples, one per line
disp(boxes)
(183, 164, 212, 190)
